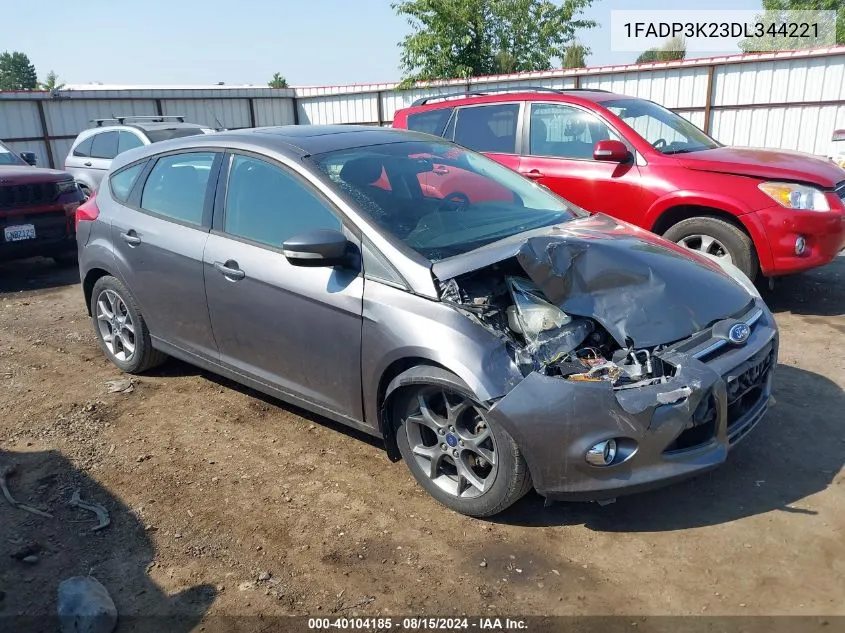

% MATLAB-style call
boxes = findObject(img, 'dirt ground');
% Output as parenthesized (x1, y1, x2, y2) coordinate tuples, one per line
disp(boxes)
(0, 256, 843, 628)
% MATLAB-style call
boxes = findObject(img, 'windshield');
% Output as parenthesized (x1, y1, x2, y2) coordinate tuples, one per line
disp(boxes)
(144, 127, 206, 143)
(312, 140, 580, 261)
(604, 98, 720, 155)
(0, 141, 25, 166)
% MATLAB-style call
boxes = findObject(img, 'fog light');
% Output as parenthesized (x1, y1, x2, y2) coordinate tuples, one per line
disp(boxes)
(586, 439, 617, 466)
(795, 236, 807, 256)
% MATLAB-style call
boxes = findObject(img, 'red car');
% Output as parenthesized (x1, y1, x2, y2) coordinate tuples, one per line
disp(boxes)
(1, 140, 85, 265)
(393, 88, 845, 280)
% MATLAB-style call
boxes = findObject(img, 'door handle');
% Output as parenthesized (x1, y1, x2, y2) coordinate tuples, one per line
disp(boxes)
(522, 169, 544, 179)
(84, 162, 92, 167)
(214, 261, 245, 280)
(120, 231, 141, 246)
(433, 166, 449, 175)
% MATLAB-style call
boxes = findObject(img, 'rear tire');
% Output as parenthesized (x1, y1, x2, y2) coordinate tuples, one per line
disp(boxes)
(90, 275, 167, 373)
(394, 381, 531, 517)
(663, 216, 758, 280)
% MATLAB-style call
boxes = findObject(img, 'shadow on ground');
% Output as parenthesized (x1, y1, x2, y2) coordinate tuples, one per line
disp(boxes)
(763, 256, 844, 317)
(0, 449, 215, 632)
(0, 257, 79, 294)
(494, 363, 844, 530)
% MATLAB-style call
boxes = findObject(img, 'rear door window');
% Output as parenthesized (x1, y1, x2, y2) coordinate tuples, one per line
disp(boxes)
(453, 104, 520, 154)
(117, 131, 144, 155)
(90, 131, 120, 160)
(140, 152, 217, 225)
(406, 108, 454, 137)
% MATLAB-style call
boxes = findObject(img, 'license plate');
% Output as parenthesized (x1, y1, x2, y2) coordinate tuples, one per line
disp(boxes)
(4, 224, 36, 242)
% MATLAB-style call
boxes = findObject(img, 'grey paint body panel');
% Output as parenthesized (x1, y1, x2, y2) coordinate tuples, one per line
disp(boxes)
(78, 125, 778, 502)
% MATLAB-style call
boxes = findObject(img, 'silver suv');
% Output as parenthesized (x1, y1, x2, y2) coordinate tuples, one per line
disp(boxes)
(64, 116, 214, 196)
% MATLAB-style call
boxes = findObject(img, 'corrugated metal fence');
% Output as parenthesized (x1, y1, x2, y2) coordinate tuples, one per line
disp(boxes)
(3, 46, 845, 168)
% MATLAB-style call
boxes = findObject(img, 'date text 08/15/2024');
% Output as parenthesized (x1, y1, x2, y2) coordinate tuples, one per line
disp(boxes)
(307, 617, 528, 630)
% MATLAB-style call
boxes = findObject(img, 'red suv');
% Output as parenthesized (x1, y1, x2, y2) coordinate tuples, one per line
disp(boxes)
(394, 88, 845, 280)
(1, 140, 85, 265)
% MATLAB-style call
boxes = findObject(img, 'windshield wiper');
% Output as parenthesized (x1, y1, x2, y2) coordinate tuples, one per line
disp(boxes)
(662, 148, 698, 155)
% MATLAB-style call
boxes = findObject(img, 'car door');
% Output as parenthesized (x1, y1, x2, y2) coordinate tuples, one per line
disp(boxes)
(519, 102, 647, 223)
(203, 152, 364, 422)
(110, 150, 222, 360)
(449, 102, 523, 173)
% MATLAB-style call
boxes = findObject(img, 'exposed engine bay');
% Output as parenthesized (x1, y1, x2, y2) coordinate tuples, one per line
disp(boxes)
(438, 260, 676, 390)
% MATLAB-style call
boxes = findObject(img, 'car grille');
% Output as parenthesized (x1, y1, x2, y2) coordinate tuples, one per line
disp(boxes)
(724, 342, 774, 442)
(0, 183, 59, 211)
(835, 180, 845, 201)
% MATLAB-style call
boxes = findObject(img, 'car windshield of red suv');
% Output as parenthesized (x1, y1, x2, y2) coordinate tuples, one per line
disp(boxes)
(0, 141, 25, 166)
(313, 140, 580, 261)
(604, 99, 721, 155)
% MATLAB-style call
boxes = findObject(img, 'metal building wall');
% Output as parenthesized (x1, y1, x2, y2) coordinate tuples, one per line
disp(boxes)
(3, 47, 845, 167)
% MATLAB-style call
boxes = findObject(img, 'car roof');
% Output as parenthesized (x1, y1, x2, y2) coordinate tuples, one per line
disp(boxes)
(195, 125, 436, 154)
(109, 125, 444, 169)
(402, 89, 628, 111)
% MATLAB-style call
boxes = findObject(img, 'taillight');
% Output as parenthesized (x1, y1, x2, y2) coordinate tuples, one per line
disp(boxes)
(75, 193, 99, 231)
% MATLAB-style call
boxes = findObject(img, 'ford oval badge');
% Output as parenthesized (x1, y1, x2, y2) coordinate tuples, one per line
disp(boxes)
(728, 322, 751, 344)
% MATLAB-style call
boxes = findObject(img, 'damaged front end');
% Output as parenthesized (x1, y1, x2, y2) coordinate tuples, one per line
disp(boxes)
(434, 224, 778, 500)
(438, 264, 678, 396)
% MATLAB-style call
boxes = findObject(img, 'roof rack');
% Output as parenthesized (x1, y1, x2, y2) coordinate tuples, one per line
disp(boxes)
(91, 115, 186, 127)
(410, 86, 609, 107)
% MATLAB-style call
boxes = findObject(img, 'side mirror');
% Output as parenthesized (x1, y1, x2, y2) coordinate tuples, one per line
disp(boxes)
(593, 140, 630, 163)
(282, 229, 351, 268)
(20, 151, 37, 166)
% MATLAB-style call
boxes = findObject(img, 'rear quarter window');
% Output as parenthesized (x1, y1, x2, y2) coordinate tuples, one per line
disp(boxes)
(406, 108, 454, 137)
(109, 162, 146, 202)
(73, 136, 94, 158)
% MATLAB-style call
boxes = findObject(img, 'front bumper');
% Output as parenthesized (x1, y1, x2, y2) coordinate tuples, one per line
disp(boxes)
(487, 304, 778, 501)
(747, 202, 845, 276)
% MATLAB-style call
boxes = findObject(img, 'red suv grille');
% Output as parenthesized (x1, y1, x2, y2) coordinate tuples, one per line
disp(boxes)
(0, 183, 58, 211)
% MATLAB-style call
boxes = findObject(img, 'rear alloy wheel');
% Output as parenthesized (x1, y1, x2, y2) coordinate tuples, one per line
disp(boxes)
(90, 276, 166, 373)
(663, 216, 758, 280)
(395, 385, 531, 517)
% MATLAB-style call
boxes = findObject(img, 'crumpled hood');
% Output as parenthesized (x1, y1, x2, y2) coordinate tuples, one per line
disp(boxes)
(433, 214, 754, 348)
(0, 165, 74, 184)
(676, 146, 845, 188)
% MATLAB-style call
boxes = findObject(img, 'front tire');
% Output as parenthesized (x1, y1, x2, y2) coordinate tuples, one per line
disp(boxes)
(90, 275, 166, 373)
(394, 384, 531, 517)
(663, 216, 758, 280)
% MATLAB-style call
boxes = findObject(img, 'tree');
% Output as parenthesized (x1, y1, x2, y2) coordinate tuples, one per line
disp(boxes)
(268, 72, 288, 88)
(393, 0, 596, 85)
(40, 70, 65, 92)
(0, 51, 37, 91)
(563, 42, 588, 68)
(739, 1, 842, 52)
(635, 37, 686, 63)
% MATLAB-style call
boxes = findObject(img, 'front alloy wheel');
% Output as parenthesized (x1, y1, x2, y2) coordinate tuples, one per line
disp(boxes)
(395, 383, 531, 517)
(404, 389, 498, 499)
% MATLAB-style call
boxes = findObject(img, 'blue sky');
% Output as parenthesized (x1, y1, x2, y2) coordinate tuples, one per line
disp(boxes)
(6, 0, 763, 87)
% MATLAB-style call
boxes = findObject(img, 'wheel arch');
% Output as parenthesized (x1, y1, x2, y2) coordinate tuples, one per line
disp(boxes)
(649, 203, 751, 237)
(82, 267, 112, 316)
(377, 359, 475, 462)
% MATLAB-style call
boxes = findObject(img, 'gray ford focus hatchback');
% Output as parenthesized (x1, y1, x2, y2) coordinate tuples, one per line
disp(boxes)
(76, 126, 777, 517)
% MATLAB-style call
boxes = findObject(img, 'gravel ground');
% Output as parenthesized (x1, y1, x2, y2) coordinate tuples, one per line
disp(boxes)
(0, 256, 842, 629)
